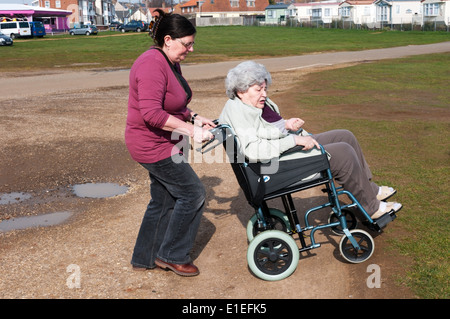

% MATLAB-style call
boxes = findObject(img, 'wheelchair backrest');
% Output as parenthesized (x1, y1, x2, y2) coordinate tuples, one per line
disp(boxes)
(207, 124, 330, 208)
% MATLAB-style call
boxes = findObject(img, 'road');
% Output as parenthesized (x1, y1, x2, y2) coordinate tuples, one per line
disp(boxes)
(1, 41, 449, 99)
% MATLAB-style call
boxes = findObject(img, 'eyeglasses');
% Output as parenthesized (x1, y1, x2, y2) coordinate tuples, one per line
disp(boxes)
(176, 38, 195, 49)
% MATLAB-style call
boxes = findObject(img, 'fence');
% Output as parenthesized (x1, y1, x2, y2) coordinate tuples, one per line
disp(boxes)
(194, 16, 449, 32)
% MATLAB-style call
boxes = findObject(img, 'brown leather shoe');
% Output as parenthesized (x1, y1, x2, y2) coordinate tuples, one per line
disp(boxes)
(155, 258, 199, 277)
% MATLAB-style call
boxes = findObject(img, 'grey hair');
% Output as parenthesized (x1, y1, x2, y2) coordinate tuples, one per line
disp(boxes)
(225, 61, 272, 99)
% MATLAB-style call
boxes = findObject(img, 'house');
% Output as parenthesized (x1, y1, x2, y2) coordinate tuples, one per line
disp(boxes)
(421, 0, 450, 27)
(373, 0, 422, 27)
(129, 7, 150, 22)
(288, 1, 341, 24)
(199, 0, 268, 16)
(112, 1, 127, 23)
(339, 0, 376, 25)
(0, 3, 71, 32)
(191, 0, 268, 26)
(26, 0, 115, 27)
(180, 0, 200, 15)
(265, 3, 289, 25)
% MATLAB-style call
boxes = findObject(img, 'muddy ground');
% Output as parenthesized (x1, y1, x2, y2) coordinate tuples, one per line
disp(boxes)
(0, 65, 416, 300)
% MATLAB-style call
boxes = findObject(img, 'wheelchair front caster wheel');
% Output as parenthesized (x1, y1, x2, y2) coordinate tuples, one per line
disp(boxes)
(339, 229, 374, 263)
(247, 230, 299, 281)
(247, 208, 291, 242)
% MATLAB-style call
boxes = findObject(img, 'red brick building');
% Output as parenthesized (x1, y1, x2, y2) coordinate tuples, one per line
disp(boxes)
(35, 0, 114, 27)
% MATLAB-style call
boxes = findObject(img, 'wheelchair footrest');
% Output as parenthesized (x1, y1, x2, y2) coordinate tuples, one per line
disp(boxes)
(372, 211, 397, 231)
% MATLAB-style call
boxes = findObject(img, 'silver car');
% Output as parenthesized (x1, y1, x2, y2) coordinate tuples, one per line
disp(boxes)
(69, 25, 98, 36)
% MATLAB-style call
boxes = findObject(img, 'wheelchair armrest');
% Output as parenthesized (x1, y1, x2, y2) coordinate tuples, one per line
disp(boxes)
(280, 145, 304, 156)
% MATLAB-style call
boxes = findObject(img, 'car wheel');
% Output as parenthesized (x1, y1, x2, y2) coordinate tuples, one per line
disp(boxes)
(121, 29, 125, 33)
(85, 31, 90, 36)
(10, 33, 16, 39)
(136, 28, 141, 32)
(69, 31, 75, 36)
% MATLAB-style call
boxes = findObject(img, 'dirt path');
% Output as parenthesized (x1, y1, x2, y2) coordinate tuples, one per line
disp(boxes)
(3, 44, 445, 300)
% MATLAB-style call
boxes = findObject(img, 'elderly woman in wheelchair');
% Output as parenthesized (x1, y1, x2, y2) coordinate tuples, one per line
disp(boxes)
(208, 61, 402, 281)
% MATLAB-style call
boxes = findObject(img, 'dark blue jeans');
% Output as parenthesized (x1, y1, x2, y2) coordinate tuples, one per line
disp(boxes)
(131, 154, 205, 268)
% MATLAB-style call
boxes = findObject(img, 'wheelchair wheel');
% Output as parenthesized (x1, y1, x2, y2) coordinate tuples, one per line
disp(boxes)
(246, 208, 291, 242)
(339, 229, 374, 263)
(328, 208, 358, 235)
(247, 230, 299, 281)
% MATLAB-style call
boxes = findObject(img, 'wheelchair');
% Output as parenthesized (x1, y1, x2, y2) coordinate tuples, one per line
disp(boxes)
(199, 123, 398, 281)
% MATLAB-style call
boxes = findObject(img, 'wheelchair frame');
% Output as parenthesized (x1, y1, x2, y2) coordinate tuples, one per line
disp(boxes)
(201, 123, 397, 281)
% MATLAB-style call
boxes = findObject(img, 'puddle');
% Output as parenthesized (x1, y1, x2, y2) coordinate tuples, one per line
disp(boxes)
(0, 211, 73, 232)
(72, 183, 128, 198)
(0, 192, 32, 204)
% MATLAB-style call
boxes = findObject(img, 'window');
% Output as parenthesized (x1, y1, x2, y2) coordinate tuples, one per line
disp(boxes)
(230, 0, 239, 7)
(312, 8, 322, 18)
(378, 6, 388, 22)
(247, 0, 255, 7)
(424, 3, 439, 16)
(324, 8, 331, 17)
(267, 10, 276, 18)
(56, 1, 61, 8)
(340, 7, 350, 17)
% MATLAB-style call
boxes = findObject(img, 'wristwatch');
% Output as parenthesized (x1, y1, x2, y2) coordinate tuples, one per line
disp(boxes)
(191, 113, 198, 124)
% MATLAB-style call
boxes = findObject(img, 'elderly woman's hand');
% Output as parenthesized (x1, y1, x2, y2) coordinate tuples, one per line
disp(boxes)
(285, 118, 305, 131)
(294, 135, 320, 151)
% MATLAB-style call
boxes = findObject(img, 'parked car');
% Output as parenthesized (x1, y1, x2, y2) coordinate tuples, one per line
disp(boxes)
(0, 21, 31, 39)
(109, 21, 122, 30)
(69, 25, 98, 36)
(118, 21, 148, 33)
(0, 31, 13, 46)
(30, 21, 46, 38)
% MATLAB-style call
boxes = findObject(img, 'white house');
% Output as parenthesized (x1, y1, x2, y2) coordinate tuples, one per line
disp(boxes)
(339, 0, 376, 26)
(288, 1, 341, 24)
(373, 0, 422, 26)
(421, 0, 450, 26)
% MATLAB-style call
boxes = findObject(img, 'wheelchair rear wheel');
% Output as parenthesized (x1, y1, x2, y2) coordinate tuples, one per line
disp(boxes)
(339, 229, 374, 263)
(247, 230, 299, 281)
(246, 208, 291, 242)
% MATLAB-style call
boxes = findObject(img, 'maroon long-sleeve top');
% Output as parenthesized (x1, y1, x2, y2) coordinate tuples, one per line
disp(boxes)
(125, 48, 191, 163)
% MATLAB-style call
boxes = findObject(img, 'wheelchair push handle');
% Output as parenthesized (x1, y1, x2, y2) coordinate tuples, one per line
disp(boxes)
(196, 120, 233, 154)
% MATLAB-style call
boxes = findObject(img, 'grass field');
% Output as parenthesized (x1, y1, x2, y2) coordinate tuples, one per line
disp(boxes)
(1, 26, 449, 71)
(290, 53, 449, 299)
(2, 26, 449, 298)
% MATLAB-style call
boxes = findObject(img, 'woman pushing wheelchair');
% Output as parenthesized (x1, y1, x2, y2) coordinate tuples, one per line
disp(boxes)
(218, 61, 402, 221)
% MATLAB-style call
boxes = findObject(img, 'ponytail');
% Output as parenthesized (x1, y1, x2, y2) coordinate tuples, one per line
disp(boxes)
(149, 9, 196, 47)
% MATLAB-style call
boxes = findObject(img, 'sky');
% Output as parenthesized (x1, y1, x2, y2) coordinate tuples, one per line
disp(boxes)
(1, 0, 35, 4)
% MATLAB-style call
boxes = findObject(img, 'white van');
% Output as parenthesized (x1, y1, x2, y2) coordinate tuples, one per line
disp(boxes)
(0, 21, 31, 39)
